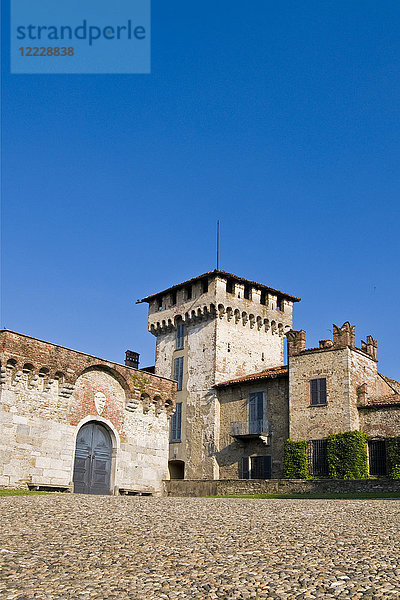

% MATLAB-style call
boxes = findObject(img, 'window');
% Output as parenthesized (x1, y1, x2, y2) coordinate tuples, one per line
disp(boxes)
(240, 456, 271, 479)
(171, 291, 177, 305)
(176, 323, 185, 350)
(185, 286, 192, 300)
(174, 357, 184, 391)
(226, 279, 234, 294)
(170, 402, 182, 442)
(157, 297, 163, 311)
(276, 296, 283, 311)
(202, 279, 208, 293)
(244, 285, 251, 300)
(260, 290, 267, 305)
(307, 440, 328, 476)
(249, 392, 264, 433)
(310, 378, 327, 405)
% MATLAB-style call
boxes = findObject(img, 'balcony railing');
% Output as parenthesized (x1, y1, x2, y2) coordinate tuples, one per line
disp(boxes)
(230, 419, 271, 438)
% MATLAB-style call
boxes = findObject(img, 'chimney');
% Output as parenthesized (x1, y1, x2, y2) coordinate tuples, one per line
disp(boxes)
(361, 336, 377, 360)
(286, 330, 306, 356)
(125, 350, 139, 369)
(333, 322, 355, 349)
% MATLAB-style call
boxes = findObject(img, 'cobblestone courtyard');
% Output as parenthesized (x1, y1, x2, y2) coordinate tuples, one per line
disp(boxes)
(1, 495, 399, 600)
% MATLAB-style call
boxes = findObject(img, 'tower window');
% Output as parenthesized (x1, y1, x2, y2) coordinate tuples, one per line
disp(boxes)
(157, 297, 163, 311)
(244, 285, 251, 300)
(185, 286, 192, 300)
(174, 357, 184, 391)
(226, 279, 234, 294)
(202, 279, 209, 293)
(310, 378, 327, 405)
(170, 402, 182, 442)
(276, 296, 283, 311)
(176, 323, 185, 350)
(260, 290, 267, 305)
(171, 291, 177, 306)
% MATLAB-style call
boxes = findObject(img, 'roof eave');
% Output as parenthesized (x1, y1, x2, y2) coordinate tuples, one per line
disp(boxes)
(137, 269, 301, 304)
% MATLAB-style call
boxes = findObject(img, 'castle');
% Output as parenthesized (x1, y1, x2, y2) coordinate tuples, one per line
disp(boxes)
(1, 269, 399, 494)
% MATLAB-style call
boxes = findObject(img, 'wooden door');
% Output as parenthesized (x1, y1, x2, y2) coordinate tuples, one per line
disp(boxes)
(73, 422, 112, 495)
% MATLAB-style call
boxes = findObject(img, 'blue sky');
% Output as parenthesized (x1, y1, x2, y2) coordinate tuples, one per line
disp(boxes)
(2, 1, 400, 378)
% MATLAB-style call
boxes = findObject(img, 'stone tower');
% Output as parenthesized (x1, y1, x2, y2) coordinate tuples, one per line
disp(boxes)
(139, 270, 299, 479)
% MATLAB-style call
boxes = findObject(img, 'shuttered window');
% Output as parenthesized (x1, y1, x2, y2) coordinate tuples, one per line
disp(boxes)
(249, 392, 264, 433)
(240, 456, 271, 479)
(170, 402, 182, 442)
(174, 357, 184, 391)
(176, 324, 185, 350)
(310, 378, 327, 405)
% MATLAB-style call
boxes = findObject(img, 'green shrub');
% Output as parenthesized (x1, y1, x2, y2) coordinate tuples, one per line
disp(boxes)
(387, 437, 400, 479)
(283, 439, 309, 479)
(327, 431, 368, 479)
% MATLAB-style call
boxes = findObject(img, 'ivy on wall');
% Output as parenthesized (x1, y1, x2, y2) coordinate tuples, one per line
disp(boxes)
(387, 437, 400, 479)
(327, 431, 369, 479)
(283, 440, 309, 479)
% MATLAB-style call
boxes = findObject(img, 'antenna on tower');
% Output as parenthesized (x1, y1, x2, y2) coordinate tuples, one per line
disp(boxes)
(216, 220, 220, 270)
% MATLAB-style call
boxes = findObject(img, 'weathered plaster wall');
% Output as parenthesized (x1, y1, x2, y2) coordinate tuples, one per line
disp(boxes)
(217, 376, 289, 478)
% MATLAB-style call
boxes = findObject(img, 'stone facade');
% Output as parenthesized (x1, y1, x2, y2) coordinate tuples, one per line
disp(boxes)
(140, 270, 299, 480)
(0, 330, 176, 494)
(3, 269, 400, 491)
(216, 368, 289, 479)
(287, 324, 398, 441)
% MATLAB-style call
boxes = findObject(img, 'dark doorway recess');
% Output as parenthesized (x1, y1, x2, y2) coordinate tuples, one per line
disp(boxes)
(73, 422, 113, 495)
(369, 440, 387, 477)
(169, 460, 185, 480)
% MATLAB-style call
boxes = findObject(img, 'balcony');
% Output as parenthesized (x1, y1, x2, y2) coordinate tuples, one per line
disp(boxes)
(230, 420, 271, 445)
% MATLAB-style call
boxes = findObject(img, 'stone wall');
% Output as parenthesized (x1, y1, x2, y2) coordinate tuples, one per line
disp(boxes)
(288, 347, 358, 440)
(288, 326, 397, 443)
(359, 406, 400, 438)
(217, 376, 289, 478)
(165, 478, 400, 497)
(0, 330, 176, 494)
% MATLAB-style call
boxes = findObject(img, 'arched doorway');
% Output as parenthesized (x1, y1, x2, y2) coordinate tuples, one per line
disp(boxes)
(168, 460, 185, 480)
(73, 422, 113, 495)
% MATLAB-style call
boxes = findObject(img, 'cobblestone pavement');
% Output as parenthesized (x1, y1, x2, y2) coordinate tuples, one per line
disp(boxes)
(1, 496, 400, 600)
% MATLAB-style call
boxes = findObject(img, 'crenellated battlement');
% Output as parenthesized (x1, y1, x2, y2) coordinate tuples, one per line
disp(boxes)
(143, 271, 296, 337)
(287, 322, 378, 361)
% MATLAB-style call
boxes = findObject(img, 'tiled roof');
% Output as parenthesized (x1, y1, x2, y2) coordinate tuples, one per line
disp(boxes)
(359, 394, 400, 408)
(138, 270, 301, 303)
(214, 366, 288, 388)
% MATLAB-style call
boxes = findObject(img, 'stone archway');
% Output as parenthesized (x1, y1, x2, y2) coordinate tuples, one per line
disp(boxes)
(73, 421, 113, 495)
